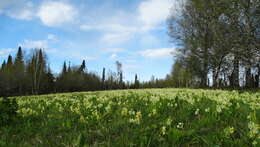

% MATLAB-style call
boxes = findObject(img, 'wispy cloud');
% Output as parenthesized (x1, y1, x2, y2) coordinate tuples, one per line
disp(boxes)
(19, 40, 48, 49)
(47, 34, 56, 40)
(80, 24, 138, 32)
(138, 48, 175, 58)
(101, 32, 132, 45)
(0, 0, 34, 20)
(0, 48, 15, 57)
(123, 64, 141, 71)
(110, 54, 118, 59)
(105, 48, 127, 53)
(81, 56, 97, 61)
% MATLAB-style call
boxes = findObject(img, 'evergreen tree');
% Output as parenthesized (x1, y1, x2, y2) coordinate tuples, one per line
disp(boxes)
(7, 55, 13, 68)
(78, 60, 86, 73)
(44, 66, 55, 93)
(57, 61, 67, 92)
(0, 61, 6, 96)
(5, 55, 14, 95)
(134, 74, 139, 89)
(1, 60, 6, 71)
(62, 61, 67, 74)
(102, 68, 106, 90)
(13, 47, 25, 94)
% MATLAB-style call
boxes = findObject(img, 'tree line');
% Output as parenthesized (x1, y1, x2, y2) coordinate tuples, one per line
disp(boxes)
(166, 0, 260, 89)
(0, 47, 143, 97)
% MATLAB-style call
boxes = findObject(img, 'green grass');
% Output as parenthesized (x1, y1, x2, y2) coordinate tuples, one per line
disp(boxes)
(0, 89, 259, 146)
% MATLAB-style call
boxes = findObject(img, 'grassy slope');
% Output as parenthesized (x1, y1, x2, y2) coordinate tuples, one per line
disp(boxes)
(0, 89, 259, 146)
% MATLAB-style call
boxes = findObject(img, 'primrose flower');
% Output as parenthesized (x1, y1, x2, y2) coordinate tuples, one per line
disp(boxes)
(128, 110, 135, 115)
(18, 108, 38, 117)
(177, 122, 184, 129)
(105, 105, 111, 112)
(148, 108, 157, 117)
(79, 115, 87, 123)
(195, 109, 200, 115)
(93, 111, 100, 120)
(129, 118, 135, 123)
(121, 107, 128, 116)
(253, 140, 258, 146)
(152, 109, 157, 115)
(129, 111, 142, 124)
(98, 103, 103, 108)
(216, 105, 222, 113)
(136, 111, 142, 120)
(205, 108, 210, 112)
(166, 118, 172, 126)
(236, 103, 240, 109)
(248, 122, 259, 138)
(224, 127, 235, 136)
(161, 126, 166, 135)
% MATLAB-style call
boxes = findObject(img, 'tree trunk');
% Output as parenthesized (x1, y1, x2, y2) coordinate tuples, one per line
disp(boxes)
(232, 55, 240, 88)
(245, 66, 251, 88)
(256, 64, 260, 88)
(202, 25, 209, 88)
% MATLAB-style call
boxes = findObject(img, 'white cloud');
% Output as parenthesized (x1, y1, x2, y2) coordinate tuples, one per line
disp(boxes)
(8, 9, 34, 20)
(140, 34, 160, 46)
(81, 23, 138, 45)
(101, 32, 132, 45)
(47, 34, 56, 40)
(138, 0, 172, 29)
(80, 24, 138, 32)
(0, 1, 34, 20)
(124, 59, 137, 63)
(110, 54, 118, 59)
(47, 34, 59, 42)
(0, 48, 15, 56)
(81, 56, 97, 61)
(105, 48, 127, 53)
(123, 64, 140, 71)
(139, 48, 175, 58)
(37, 1, 77, 27)
(20, 40, 48, 49)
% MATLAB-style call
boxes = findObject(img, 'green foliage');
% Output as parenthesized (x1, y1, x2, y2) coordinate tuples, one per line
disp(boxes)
(0, 98, 18, 126)
(168, 0, 260, 88)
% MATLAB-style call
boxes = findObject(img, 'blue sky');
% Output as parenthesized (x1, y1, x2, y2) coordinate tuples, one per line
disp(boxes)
(0, 0, 179, 82)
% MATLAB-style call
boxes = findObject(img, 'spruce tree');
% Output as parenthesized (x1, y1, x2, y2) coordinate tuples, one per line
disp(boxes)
(102, 68, 106, 90)
(6, 55, 14, 95)
(78, 60, 86, 73)
(14, 47, 25, 94)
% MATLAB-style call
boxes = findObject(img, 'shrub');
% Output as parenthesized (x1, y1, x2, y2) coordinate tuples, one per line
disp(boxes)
(0, 97, 18, 126)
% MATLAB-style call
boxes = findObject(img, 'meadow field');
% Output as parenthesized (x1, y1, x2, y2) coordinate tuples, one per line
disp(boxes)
(0, 89, 259, 146)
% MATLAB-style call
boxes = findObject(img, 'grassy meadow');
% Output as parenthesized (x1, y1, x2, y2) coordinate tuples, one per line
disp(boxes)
(0, 89, 259, 146)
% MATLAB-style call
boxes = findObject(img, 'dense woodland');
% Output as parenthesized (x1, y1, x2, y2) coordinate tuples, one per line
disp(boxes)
(0, 0, 259, 97)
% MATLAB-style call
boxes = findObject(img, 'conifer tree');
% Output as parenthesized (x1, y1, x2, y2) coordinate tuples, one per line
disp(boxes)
(102, 68, 106, 90)
(14, 47, 25, 94)
(134, 74, 139, 89)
